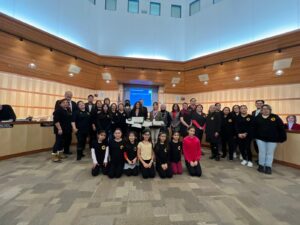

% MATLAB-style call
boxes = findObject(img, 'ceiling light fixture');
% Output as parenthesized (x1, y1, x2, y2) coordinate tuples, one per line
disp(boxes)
(172, 83, 176, 87)
(234, 76, 240, 81)
(69, 73, 74, 77)
(28, 62, 36, 69)
(204, 81, 208, 85)
(275, 70, 284, 76)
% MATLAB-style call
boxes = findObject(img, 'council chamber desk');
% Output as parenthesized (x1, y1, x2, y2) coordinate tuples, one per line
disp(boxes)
(275, 130, 300, 168)
(0, 121, 55, 160)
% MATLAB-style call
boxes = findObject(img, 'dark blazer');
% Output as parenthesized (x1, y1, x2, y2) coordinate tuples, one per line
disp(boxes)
(0, 104, 16, 121)
(54, 100, 78, 114)
(251, 109, 261, 117)
(85, 103, 95, 113)
(142, 106, 148, 119)
(205, 112, 222, 143)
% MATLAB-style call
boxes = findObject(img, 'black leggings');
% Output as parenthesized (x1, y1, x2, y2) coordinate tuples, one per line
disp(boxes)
(185, 161, 202, 177)
(124, 166, 139, 176)
(221, 136, 235, 159)
(91, 164, 109, 177)
(238, 137, 252, 161)
(108, 163, 124, 178)
(140, 160, 155, 179)
(156, 163, 173, 179)
(76, 132, 88, 151)
(210, 142, 219, 157)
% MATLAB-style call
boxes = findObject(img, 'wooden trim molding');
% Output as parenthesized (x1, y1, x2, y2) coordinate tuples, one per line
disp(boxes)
(274, 159, 300, 170)
(0, 148, 51, 161)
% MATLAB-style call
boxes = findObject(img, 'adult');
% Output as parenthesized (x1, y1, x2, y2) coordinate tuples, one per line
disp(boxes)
(235, 105, 253, 168)
(85, 95, 95, 113)
(179, 102, 192, 137)
(191, 104, 206, 143)
(139, 99, 148, 120)
(160, 104, 172, 134)
(52, 99, 72, 162)
(55, 91, 77, 114)
(0, 104, 16, 121)
(149, 102, 162, 145)
(251, 100, 265, 156)
(284, 115, 300, 131)
(205, 105, 222, 161)
(170, 104, 181, 134)
(220, 107, 235, 160)
(188, 98, 197, 112)
(254, 104, 287, 174)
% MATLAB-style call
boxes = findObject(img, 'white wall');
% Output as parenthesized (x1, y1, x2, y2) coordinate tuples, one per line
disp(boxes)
(0, 0, 300, 61)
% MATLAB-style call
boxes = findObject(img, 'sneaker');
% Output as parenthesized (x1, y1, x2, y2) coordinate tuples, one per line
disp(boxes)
(241, 160, 248, 166)
(257, 165, 265, 173)
(215, 156, 220, 161)
(265, 167, 272, 175)
(51, 153, 61, 163)
(58, 151, 67, 159)
(247, 161, 253, 168)
(239, 155, 243, 161)
(233, 152, 237, 159)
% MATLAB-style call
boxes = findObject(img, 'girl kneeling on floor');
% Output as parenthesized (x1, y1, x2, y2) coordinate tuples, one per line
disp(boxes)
(169, 131, 183, 175)
(124, 131, 139, 176)
(154, 132, 173, 179)
(91, 130, 109, 176)
(107, 128, 125, 178)
(183, 126, 202, 177)
(137, 129, 155, 179)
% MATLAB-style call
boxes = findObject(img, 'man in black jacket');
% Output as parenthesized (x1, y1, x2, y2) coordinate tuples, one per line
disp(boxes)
(85, 95, 95, 113)
(0, 104, 16, 121)
(139, 99, 148, 119)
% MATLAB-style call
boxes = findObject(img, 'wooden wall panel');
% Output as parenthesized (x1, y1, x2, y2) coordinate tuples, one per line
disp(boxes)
(0, 72, 118, 119)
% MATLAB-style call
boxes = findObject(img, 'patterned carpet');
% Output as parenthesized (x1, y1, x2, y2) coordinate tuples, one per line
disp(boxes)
(0, 148, 300, 225)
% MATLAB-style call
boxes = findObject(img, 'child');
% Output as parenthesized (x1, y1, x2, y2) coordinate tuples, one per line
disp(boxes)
(137, 129, 155, 179)
(183, 126, 202, 177)
(154, 132, 173, 179)
(107, 128, 125, 178)
(91, 130, 109, 176)
(169, 131, 183, 175)
(124, 131, 139, 176)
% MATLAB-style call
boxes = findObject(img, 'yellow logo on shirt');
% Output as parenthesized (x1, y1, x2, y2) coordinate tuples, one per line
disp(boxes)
(246, 118, 251, 121)
(164, 148, 167, 153)
(120, 145, 124, 150)
(101, 145, 106, 150)
(134, 147, 137, 151)
(178, 146, 181, 150)
(271, 117, 276, 122)
(211, 117, 214, 120)
(228, 119, 232, 123)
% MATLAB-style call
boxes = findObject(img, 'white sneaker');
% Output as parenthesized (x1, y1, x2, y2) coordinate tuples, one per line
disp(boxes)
(247, 161, 253, 168)
(233, 152, 237, 159)
(241, 160, 248, 166)
(239, 155, 243, 161)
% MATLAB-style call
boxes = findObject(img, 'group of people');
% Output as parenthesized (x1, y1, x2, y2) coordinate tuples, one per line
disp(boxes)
(50, 91, 298, 178)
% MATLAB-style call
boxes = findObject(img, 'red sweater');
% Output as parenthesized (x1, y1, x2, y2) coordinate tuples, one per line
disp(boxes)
(183, 136, 202, 162)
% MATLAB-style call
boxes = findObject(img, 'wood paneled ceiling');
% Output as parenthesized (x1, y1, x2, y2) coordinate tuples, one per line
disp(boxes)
(0, 13, 300, 94)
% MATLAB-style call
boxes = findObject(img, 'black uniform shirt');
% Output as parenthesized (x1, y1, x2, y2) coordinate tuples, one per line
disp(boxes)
(155, 143, 170, 165)
(92, 140, 108, 164)
(53, 107, 72, 134)
(72, 110, 91, 133)
(109, 139, 125, 164)
(169, 141, 182, 163)
(124, 141, 138, 161)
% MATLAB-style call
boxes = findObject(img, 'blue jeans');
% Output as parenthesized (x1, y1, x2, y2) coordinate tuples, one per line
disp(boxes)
(256, 139, 277, 167)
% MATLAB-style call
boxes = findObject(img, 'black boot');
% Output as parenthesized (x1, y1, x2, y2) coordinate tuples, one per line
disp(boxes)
(257, 165, 265, 173)
(221, 153, 227, 158)
(265, 167, 272, 175)
(215, 155, 220, 161)
(77, 150, 82, 161)
(209, 155, 215, 160)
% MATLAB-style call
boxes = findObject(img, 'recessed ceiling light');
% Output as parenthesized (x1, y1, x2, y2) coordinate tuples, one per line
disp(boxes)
(275, 70, 284, 76)
(172, 83, 176, 87)
(204, 81, 208, 85)
(234, 76, 240, 81)
(178, 72, 181, 75)
(106, 80, 111, 83)
(69, 73, 74, 77)
(28, 62, 36, 69)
